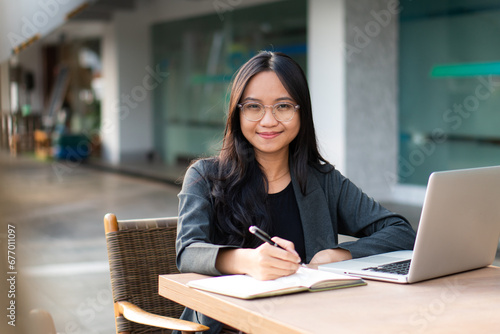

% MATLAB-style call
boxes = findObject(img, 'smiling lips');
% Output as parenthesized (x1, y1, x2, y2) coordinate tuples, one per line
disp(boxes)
(258, 131, 282, 139)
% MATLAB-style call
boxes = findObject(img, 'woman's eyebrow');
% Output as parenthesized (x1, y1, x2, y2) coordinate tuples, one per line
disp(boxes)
(241, 97, 262, 102)
(241, 96, 294, 102)
(275, 97, 294, 102)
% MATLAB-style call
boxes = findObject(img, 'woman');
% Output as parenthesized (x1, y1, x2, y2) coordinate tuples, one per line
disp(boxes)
(175, 51, 416, 332)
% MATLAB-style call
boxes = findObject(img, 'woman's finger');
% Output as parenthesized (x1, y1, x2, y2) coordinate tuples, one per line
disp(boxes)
(271, 237, 301, 262)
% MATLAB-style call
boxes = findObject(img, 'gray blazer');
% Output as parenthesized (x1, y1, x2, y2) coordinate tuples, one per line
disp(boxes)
(175, 159, 416, 333)
(176, 159, 416, 275)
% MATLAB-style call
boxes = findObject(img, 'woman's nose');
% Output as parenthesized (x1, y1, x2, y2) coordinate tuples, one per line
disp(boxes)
(259, 106, 279, 126)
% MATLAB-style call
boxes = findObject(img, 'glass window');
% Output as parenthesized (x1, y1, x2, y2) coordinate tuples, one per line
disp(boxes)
(151, 0, 307, 165)
(399, 0, 500, 185)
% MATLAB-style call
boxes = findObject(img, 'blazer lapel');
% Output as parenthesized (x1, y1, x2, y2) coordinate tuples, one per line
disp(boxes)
(291, 166, 338, 263)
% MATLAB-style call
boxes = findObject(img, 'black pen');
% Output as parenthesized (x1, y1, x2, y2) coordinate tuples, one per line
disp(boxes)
(249, 225, 285, 250)
(249, 225, 304, 265)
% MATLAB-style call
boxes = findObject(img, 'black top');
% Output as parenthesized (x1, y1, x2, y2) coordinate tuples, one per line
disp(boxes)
(268, 182, 306, 262)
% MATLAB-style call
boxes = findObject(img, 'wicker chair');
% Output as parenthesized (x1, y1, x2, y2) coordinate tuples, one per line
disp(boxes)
(104, 213, 209, 334)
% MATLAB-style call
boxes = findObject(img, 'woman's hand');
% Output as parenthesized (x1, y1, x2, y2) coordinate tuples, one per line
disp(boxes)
(309, 248, 352, 265)
(216, 237, 301, 281)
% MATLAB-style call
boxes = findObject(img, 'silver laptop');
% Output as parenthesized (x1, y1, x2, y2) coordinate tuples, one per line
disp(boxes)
(319, 166, 500, 283)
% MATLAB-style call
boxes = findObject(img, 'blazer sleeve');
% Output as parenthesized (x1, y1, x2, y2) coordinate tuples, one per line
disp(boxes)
(176, 161, 236, 276)
(329, 169, 416, 258)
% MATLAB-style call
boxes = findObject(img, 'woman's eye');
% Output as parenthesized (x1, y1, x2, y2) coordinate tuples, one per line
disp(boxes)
(277, 104, 291, 110)
(247, 104, 261, 110)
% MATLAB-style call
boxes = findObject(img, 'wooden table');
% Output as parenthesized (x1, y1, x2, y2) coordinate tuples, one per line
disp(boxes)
(159, 266, 500, 333)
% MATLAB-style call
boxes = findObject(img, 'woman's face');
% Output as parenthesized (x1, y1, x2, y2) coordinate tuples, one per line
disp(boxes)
(239, 71, 300, 160)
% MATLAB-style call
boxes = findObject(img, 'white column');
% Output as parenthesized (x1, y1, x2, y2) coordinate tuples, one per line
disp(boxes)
(308, 0, 346, 172)
(113, 12, 153, 162)
(100, 22, 120, 164)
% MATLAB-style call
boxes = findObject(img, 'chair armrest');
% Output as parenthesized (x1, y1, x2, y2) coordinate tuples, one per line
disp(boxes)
(117, 301, 209, 333)
(29, 309, 57, 334)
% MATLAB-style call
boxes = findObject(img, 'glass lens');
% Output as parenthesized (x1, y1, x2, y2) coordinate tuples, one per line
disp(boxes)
(243, 103, 264, 121)
(274, 103, 295, 121)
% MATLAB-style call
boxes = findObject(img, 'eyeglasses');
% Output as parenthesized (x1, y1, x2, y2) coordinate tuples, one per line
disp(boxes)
(237, 102, 300, 122)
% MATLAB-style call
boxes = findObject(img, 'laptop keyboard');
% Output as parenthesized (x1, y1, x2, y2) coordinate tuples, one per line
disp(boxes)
(362, 259, 411, 275)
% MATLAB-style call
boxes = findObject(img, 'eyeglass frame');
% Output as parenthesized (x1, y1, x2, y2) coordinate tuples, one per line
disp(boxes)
(237, 101, 300, 122)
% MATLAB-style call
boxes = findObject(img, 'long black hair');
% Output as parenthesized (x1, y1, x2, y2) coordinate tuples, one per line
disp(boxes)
(209, 51, 329, 247)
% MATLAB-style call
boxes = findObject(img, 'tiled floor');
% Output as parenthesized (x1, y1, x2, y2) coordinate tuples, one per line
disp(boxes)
(1, 152, 181, 333)
(1, 151, 498, 333)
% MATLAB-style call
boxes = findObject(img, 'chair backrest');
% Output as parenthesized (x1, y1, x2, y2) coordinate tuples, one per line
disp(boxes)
(104, 213, 184, 333)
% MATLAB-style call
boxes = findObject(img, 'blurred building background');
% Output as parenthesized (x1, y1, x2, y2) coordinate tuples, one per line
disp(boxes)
(2, 0, 500, 203)
(1, 0, 500, 332)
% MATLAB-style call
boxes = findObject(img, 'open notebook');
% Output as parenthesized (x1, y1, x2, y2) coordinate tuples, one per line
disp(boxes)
(186, 267, 366, 299)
